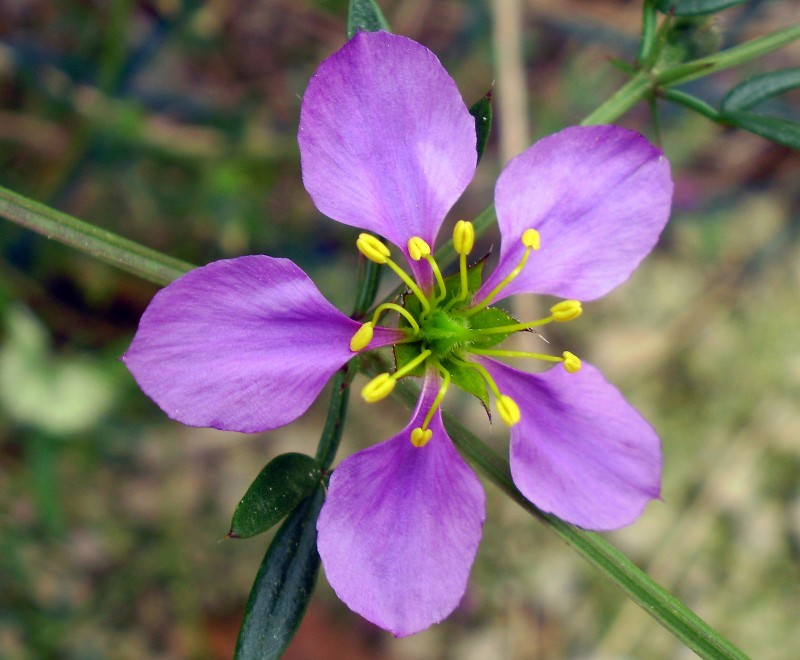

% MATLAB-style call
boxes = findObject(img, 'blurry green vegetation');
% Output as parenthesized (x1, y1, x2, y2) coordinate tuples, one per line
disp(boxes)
(1, 1, 798, 658)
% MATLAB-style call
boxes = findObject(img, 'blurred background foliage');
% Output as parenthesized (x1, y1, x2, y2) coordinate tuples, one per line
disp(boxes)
(1, 0, 799, 658)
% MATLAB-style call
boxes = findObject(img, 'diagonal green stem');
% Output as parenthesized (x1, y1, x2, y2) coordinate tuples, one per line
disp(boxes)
(0, 185, 193, 286)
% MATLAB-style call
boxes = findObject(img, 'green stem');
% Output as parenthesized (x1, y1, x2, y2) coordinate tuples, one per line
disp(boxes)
(580, 74, 653, 126)
(657, 24, 800, 87)
(0, 185, 193, 286)
(314, 360, 357, 471)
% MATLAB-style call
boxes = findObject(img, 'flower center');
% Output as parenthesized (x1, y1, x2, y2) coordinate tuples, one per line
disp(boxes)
(350, 225, 583, 445)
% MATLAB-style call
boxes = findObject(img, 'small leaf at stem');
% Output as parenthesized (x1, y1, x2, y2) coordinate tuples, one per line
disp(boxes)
(229, 453, 322, 539)
(346, 0, 390, 39)
(654, 0, 748, 16)
(234, 487, 325, 660)
(721, 112, 800, 150)
(721, 67, 800, 113)
(469, 89, 493, 165)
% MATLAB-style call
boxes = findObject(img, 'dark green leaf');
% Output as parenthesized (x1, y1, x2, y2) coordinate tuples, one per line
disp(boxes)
(346, 0, 390, 39)
(654, 0, 748, 16)
(229, 453, 322, 539)
(468, 90, 493, 165)
(234, 487, 324, 660)
(722, 111, 800, 149)
(721, 67, 800, 112)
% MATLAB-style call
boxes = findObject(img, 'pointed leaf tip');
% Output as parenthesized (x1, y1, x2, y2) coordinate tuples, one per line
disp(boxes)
(469, 89, 493, 164)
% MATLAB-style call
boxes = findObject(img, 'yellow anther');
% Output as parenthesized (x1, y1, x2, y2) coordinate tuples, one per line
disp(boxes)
(361, 373, 396, 402)
(453, 220, 475, 255)
(407, 236, 431, 261)
(410, 427, 433, 448)
(349, 322, 374, 352)
(497, 395, 521, 427)
(356, 233, 391, 264)
(521, 228, 541, 250)
(550, 300, 583, 322)
(562, 351, 582, 373)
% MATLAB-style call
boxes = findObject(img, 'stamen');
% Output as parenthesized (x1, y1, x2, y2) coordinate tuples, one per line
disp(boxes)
(497, 395, 521, 427)
(370, 303, 420, 334)
(450, 357, 522, 427)
(550, 300, 582, 322)
(410, 427, 433, 447)
(450, 357, 502, 399)
(407, 236, 446, 301)
(407, 236, 431, 261)
(356, 233, 390, 263)
(469, 348, 564, 363)
(393, 349, 432, 380)
(349, 322, 374, 352)
(356, 233, 430, 313)
(466, 228, 541, 316)
(361, 373, 395, 402)
(562, 351, 582, 373)
(453, 220, 474, 303)
(453, 220, 475, 255)
(418, 366, 451, 433)
(472, 299, 583, 337)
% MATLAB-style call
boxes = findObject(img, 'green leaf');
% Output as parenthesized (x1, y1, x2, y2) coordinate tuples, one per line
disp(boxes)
(234, 487, 324, 660)
(346, 0, 390, 39)
(721, 112, 800, 149)
(442, 357, 489, 411)
(654, 0, 748, 16)
(721, 67, 800, 112)
(468, 306, 519, 349)
(0, 185, 193, 287)
(229, 453, 323, 539)
(468, 90, 493, 165)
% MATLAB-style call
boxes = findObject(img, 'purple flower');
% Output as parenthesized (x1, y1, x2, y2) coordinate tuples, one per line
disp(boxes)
(123, 31, 673, 637)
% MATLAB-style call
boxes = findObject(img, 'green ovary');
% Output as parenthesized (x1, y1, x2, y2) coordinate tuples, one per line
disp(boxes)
(419, 308, 473, 358)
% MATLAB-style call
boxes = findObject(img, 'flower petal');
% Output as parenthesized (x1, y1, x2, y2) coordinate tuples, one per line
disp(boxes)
(317, 372, 485, 636)
(299, 31, 476, 280)
(123, 256, 400, 433)
(477, 125, 673, 303)
(480, 358, 661, 530)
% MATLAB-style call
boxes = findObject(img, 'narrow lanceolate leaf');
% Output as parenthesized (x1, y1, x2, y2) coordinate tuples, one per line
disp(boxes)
(722, 112, 800, 150)
(346, 0, 390, 38)
(229, 453, 323, 539)
(721, 68, 800, 113)
(469, 90, 493, 164)
(234, 487, 325, 660)
(0, 185, 193, 286)
(654, 0, 748, 15)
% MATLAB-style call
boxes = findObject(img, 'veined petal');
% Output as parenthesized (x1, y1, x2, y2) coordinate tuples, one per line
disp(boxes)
(123, 256, 400, 433)
(476, 125, 673, 303)
(479, 358, 661, 530)
(299, 31, 476, 281)
(317, 372, 485, 636)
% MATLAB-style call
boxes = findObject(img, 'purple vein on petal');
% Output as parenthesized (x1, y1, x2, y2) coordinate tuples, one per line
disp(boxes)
(477, 125, 673, 304)
(299, 31, 477, 282)
(478, 357, 662, 531)
(317, 370, 485, 636)
(123, 256, 401, 433)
